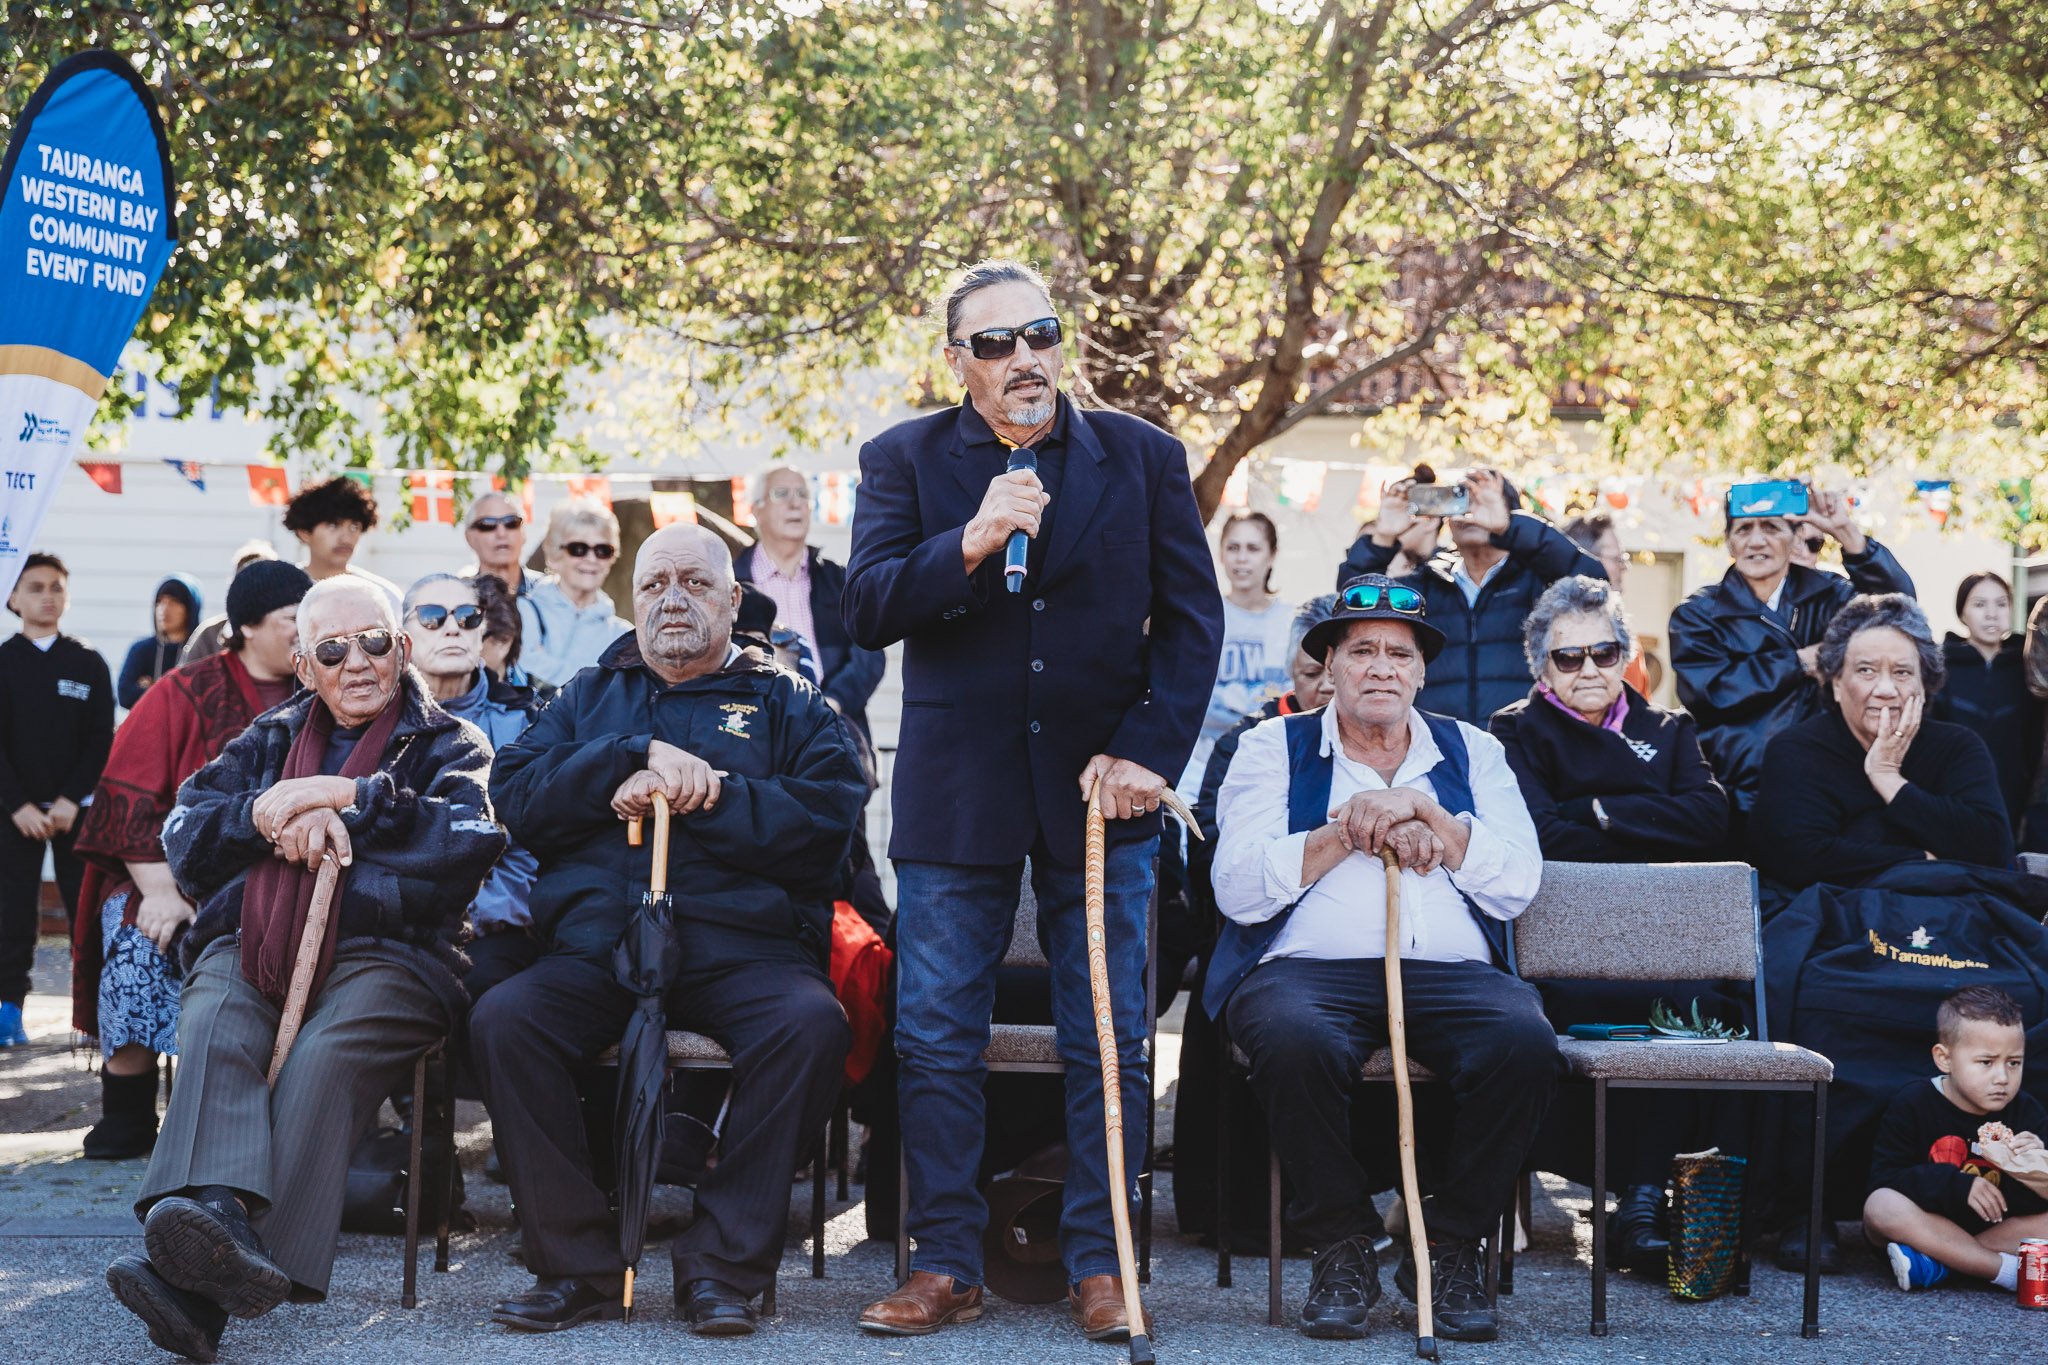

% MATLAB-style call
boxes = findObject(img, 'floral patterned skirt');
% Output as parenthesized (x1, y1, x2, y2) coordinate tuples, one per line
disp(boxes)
(97, 892, 180, 1058)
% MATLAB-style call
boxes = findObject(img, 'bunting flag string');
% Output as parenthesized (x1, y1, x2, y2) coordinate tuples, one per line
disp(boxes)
(408, 469, 457, 524)
(246, 465, 289, 506)
(162, 459, 205, 491)
(648, 491, 698, 528)
(79, 461, 121, 494)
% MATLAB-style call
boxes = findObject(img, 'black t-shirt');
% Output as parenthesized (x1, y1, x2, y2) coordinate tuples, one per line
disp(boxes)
(1867, 1075, 2048, 1223)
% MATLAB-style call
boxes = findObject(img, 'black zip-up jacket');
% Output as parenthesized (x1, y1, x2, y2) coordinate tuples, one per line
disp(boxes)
(0, 632, 115, 811)
(166, 669, 505, 1008)
(489, 633, 866, 979)
(1930, 632, 2038, 832)
(1336, 513, 1608, 725)
(1488, 684, 1728, 862)
(1668, 546, 1915, 816)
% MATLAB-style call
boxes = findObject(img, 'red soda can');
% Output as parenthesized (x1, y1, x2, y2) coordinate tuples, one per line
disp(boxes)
(2020, 1238, 2048, 1309)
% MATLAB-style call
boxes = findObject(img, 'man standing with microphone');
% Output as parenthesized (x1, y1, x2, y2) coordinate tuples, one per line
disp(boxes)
(847, 260, 1223, 1342)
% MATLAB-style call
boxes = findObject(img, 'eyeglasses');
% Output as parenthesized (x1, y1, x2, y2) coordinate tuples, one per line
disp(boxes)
(409, 604, 483, 632)
(947, 316, 1063, 361)
(762, 483, 808, 504)
(561, 541, 617, 560)
(306, 629, 398, 668)
(1549, 641, 1624, 672)
(469, 514, 523, 532)
(1340, 583, 1424, 615)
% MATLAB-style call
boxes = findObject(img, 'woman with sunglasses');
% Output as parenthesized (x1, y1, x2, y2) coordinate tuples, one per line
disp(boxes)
(518, 499, 633, 688)
(403, 574, 547, 1000)
(1489, 574, 1732, 1277)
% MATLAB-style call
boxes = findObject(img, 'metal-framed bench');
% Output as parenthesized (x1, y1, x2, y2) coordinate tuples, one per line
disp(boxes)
(1518, 860, 1832, 1339)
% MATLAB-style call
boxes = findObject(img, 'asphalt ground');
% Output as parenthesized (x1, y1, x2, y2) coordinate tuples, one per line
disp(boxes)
(2, 940, 2038, 1364)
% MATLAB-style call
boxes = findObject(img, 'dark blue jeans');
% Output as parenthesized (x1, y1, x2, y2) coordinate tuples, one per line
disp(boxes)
(894, 838, 1158, 1287)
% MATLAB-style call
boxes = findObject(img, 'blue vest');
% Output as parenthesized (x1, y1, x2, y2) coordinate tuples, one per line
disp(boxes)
(1200, 708, 1516, 1019)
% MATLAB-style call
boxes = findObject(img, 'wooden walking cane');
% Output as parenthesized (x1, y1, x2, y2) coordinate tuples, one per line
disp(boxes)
(1084, 780, 1200, 1365)
(1380, 846, 1438, 1361)
(266, 852, 341, 1085)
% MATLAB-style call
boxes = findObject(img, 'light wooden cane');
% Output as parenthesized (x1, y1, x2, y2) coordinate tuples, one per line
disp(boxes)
(1084, 781, 1199, 1363)
(1380, 847, 1438, 1360)
(620, 791, 672, 1321)
(266, 853, 341, 1085)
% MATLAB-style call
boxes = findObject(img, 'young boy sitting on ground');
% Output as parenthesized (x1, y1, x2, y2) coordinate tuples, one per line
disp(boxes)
(1863, 985, 2048, 1292)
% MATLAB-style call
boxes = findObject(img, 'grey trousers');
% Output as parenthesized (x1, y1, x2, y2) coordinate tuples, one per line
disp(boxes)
(138, 937, 447, 1296)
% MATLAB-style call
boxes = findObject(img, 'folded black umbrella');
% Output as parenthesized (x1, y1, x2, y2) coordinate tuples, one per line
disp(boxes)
(616, 791, 683, 1321)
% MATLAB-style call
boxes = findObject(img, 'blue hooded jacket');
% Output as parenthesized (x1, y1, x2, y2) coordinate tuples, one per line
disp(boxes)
(117, 573, 202, 708)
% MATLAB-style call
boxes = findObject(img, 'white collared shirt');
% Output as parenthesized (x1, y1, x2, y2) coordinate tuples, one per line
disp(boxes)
(1212, 704, 1543, 964)
(1450, 556, 1504, 607)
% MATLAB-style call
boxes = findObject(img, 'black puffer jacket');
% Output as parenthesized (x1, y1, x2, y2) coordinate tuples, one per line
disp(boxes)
(1929, 632, 2038, 832)
(1667, 545, 1914, 817)
(490, 634, 867, 980)
(1336, 513, 1607, 724)
(166, 669, 506, 1001)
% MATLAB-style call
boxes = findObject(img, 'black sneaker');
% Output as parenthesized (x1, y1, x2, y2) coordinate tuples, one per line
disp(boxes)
(106, 1254, 228, 1363)
(1395, 1236, 1496, 1343)
(1300, 1235, 1381, 1339)
(143, 1187, 291, 1319)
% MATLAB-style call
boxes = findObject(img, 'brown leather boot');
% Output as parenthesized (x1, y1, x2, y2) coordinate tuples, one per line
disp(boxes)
(856, 1271, 984, 1336)
(1068, 1275, 1154, 1342)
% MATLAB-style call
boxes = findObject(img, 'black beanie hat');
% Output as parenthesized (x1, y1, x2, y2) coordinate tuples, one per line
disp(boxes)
(226, 560, 314, 644)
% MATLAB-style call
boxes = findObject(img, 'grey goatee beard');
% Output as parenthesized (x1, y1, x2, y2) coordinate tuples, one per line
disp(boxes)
(1006, 398, 1055, 426)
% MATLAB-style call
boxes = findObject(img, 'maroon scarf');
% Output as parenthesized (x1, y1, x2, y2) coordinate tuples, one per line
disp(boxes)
(240, 690, 403, 1006)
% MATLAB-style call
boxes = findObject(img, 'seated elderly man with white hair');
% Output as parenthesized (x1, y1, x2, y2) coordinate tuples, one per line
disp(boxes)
(1206, 573, 1556, 1345)
(103, 577, 505, 1364)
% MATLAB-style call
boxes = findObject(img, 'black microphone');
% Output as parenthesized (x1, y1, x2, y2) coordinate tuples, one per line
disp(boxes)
(1004, 445, 1038, 593)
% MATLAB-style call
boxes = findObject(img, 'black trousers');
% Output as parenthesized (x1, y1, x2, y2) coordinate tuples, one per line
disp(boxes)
(472, 953, 849, 1296)
(0, 820, 80, 1005)
(1228, 956, 1559, 1244)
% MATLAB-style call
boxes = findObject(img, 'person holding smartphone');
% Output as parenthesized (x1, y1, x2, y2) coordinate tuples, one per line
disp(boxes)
(1668, 482, 1914, 844)
(1335, 467, 1607, 725)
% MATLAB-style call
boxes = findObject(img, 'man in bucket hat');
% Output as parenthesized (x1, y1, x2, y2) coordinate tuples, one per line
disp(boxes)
(1205, 573, 1556, 1343)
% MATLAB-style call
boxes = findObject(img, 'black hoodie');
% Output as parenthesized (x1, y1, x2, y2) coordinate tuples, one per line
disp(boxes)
(1929, 631, 2039, 832)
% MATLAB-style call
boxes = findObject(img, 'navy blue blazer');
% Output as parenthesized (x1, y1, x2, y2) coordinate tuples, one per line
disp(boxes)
(844, 397, 1224, 867)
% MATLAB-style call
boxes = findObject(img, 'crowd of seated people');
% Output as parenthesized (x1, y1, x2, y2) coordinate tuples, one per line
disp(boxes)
(49, 452, 2048, 1361)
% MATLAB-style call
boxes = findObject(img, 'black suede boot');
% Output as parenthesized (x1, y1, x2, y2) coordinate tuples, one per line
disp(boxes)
(1609, 1185, 1671, 1275)
(83, 1065, 160, 1160)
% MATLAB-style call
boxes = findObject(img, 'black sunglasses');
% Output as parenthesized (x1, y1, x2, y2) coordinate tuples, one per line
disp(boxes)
(1549, 641, 1624, 672)
(948, 315, 1062, 361)
(470, 514, 523, 532)
(410, 603, 483, 632)
(1340, 583, 1424, 615)
(562, 541, 616, 560)
(307, 629, 398, 668)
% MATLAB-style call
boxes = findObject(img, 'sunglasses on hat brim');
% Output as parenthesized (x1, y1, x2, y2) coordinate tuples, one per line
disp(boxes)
(1339, 583, 1424, 615)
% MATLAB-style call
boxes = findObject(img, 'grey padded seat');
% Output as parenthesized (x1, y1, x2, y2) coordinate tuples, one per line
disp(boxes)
(1556, 1037, 1831, 1083)
(665, 1032, 731, 1064)
(984, 1025, 1062, 1065)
